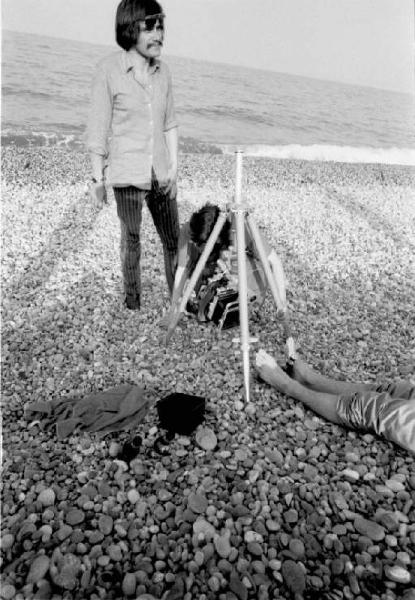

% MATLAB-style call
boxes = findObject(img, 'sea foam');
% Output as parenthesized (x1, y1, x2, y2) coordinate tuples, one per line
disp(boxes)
(221, 143, 415, 166)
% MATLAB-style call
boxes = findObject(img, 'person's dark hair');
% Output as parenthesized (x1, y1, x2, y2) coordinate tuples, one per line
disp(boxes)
(116, 0, 163, 50)
(189, 204, 231, 265)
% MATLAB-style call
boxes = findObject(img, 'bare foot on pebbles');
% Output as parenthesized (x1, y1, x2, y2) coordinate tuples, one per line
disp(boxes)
(255, 349, 292, 393)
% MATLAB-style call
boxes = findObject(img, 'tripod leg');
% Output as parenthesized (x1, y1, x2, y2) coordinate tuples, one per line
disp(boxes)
(165, 211, 228, 344)
(246, 215, 297, 363)
(246, 216, 286, 313)
(234, 209, 251, 403)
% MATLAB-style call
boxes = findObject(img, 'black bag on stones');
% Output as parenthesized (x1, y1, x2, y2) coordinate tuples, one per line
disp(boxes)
(157, 393, 206, 435)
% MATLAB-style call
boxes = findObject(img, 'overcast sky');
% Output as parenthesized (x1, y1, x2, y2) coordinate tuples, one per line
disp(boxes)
(2, 0, 414, 93)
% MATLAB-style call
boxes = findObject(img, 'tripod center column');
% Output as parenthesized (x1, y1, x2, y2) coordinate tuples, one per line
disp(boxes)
(235, 150, 243, 204)
(233, 150, 251, 403)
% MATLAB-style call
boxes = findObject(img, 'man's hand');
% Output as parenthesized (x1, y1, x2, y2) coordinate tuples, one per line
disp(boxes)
(89, 181, 107, 209)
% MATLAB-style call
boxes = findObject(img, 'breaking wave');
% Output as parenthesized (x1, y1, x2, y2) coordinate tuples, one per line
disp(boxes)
(221, 143, 415, 166)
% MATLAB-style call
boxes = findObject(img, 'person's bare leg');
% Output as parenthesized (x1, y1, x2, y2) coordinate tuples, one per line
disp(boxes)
(290, 355, 375, 395)
(255, 350, 342, 424)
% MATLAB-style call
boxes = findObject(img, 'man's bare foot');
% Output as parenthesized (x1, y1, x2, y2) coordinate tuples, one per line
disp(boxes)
(255, 350, 293, 393)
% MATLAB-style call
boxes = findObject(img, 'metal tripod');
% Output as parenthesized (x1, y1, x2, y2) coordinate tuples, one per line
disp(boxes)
(165, 151, 296, 402)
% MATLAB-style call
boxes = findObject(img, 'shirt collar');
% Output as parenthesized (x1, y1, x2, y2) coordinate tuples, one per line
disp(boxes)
(123, 50, 160, 74)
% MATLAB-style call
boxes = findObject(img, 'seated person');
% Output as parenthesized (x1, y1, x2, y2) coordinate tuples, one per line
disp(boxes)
(170, 203, 287, 324)
(171, 203, 232, 320)
(255, 349, 415, 454)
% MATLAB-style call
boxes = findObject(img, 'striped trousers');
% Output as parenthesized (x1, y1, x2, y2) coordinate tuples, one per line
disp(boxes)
(113, 181, 179, 306)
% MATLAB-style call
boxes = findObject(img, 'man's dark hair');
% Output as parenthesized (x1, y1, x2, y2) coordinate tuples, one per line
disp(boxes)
(189, 204, 232, 265)
(116, 0, 163, 50)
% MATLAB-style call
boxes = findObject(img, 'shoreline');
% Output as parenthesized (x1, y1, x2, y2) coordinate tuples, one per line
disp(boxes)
(1, 145, 415, 600)
(2, 144, 415, 186)
(2, 136, 415, 168)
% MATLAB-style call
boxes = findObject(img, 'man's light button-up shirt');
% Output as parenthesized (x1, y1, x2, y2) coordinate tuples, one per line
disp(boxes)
(87, 49, 177, 189)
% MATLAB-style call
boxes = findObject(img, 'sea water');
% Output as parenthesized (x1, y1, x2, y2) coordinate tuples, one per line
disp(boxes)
(2, 29, 414, 165)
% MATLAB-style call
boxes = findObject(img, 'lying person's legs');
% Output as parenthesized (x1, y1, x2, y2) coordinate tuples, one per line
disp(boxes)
(256, 350, 342, 424)
(285, 355, 415, 405)
(289, 356, 375, 395)
(256, 350, 415, 454)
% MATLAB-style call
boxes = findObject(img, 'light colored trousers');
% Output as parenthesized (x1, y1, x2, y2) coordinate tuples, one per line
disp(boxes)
(337, 381, 415, 454)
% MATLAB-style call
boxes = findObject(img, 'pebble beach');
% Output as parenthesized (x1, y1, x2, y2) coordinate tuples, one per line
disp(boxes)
(1, 145, 415, 600)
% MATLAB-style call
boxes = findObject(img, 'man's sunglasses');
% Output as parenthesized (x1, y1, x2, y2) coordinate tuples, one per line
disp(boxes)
(139, 13, 165, 32)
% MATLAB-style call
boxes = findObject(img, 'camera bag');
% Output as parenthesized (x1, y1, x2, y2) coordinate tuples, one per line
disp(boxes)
(210, 289, 239, 329)
(157, 393, 206, 435)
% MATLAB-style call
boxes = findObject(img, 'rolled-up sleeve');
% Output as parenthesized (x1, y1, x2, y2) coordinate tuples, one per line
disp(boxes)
(86, 65, 113, 157)
(164, 68, 177, 132)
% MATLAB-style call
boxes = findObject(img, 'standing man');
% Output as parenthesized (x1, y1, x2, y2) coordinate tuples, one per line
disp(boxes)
(87, 0, 180, 310)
